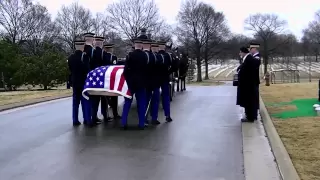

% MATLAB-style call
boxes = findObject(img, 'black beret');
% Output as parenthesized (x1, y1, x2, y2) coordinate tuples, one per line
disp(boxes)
(240, 47, 249, 53)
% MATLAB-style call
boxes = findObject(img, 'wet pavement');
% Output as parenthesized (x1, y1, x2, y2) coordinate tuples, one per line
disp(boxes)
(0, 85, 244, 180)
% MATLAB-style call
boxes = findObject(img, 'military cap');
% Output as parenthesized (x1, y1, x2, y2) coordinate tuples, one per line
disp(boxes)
(103, 43, 114, 48)
(74, 40, 85, 45)
(83, 32, 95, 37)
(94, 36, 104, 41)
(142, 39, 152, 44)
(249, 42, 260, 48)
(158, 41, 166, 45)
(133, 38, 143, 43)
(151, 42, 159, 47)
(240, 46, 249, 53)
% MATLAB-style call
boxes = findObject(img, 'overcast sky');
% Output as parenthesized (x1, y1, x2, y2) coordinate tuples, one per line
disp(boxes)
(35, 0, 320, 40)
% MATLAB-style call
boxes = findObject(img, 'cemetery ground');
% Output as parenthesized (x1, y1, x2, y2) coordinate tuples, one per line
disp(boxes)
(260, 82, 320, 180)
(0, 86, 71, 111)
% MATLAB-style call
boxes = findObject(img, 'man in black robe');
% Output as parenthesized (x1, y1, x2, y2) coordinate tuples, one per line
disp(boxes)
(237, 47, 259, 123)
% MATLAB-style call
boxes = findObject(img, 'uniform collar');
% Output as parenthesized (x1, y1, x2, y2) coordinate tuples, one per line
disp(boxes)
(242, 53, 250, 62)
(253, 52, 259, 57)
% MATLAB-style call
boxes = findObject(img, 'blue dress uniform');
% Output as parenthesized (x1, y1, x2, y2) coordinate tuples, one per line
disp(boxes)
(103, 43, 121, 120)
(146, 42, 162, 124)
(90, 36, 106, 122)
(67, 40, 91, 126)
(83, 32, 101, 124)
(122, 38, 148, 129)
(158, 41, 174, 122)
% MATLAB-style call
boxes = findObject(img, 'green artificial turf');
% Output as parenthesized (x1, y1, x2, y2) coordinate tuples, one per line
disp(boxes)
(268, 98, 319, 119)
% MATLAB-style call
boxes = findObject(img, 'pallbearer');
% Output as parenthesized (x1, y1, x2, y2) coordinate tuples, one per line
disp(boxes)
(84, 32, 101, 124)
(103, 43, 121, 119)
(249, 42, 261, 121)
(90, 36, 106, 121)
(122, 37, 148, 130)
(83, 32, 95, 64)
(158, 41, 173, 122)
(146, 41, 162, 124)
(67, 38, 91, 126)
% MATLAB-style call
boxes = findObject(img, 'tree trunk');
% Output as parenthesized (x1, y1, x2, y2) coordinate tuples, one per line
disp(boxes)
(263, 40, 268, 74)
(196, 48, 202, 82)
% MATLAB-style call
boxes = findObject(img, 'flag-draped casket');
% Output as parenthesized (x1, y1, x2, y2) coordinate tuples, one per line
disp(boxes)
(82, 65, 132, 99)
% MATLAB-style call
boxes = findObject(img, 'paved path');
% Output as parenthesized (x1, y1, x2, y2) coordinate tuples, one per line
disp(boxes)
(0, 85, 244, 180)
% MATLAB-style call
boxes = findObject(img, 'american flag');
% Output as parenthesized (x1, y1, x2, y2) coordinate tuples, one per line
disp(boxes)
(82, 65, 132, 99)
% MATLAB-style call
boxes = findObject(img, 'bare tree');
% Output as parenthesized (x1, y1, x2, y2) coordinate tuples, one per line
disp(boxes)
(92, 12, 109, 37)
(302, 10, 320, 62)
(244, 13, 287, 74)
(176, 0, 208, 82)
(54, 2, 94, 51)
(0, 0, 51, 43)
(106, 0, 165, 41)
(202, 9, 230, 79)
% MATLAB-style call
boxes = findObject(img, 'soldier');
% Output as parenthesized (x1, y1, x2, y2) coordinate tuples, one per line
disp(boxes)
(103, 43, 121, 120)
(249, 42, 261, 121)
(67, 38, 91, 126)
(83, 32, 102, 124)
(158, 41, 174, 122)
(146, 41, 163, 124)
(122, 38, 148, 130)
(88, 36, 106, 122)
(141, 39, 159, 125)
(83, 32, 95, 65)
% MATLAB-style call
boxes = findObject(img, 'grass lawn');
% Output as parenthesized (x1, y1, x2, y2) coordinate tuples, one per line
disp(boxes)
(260, 82, 320, 180)
(0, 89, 71, 106)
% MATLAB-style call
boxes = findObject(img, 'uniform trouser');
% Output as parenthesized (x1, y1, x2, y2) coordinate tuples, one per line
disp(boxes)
(109, 96, 119, 117)
(121, 89, 146, 127)
(72, 88, 91, 123)
(160, 82, 170, 117)
(100, 96, 108, 118)
(91, 96, 101, 120)
(146, 87, 160, 121)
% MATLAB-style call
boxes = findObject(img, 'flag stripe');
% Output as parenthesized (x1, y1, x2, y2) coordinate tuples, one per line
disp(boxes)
(109, 66, 121, 90)
(104, 66, 114, 89)
(114, 68, 123, 90)
(117, 73, 125, 92)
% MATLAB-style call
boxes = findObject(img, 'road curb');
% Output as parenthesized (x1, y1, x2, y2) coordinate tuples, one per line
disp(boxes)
(0, 94, 71, 112)
(259, 96, 300, 180)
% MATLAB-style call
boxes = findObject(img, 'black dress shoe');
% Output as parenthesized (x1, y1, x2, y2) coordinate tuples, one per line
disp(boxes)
(93, 118, 102, 124)
(73, 121, 81, 126)
(241, 118, 254, 123)
(165, 117, 173, 122)
(121, 125, 128, 130)
(113, 115, 121, 119)
(103, 117, 113, 122)
(151, 120, 161, 125)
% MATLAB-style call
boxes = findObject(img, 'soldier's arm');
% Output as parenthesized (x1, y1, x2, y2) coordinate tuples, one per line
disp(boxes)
(112, 55, 118, 65)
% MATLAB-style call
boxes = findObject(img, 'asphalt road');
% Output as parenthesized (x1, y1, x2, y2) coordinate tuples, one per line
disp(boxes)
(0, 85, 244, 180)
